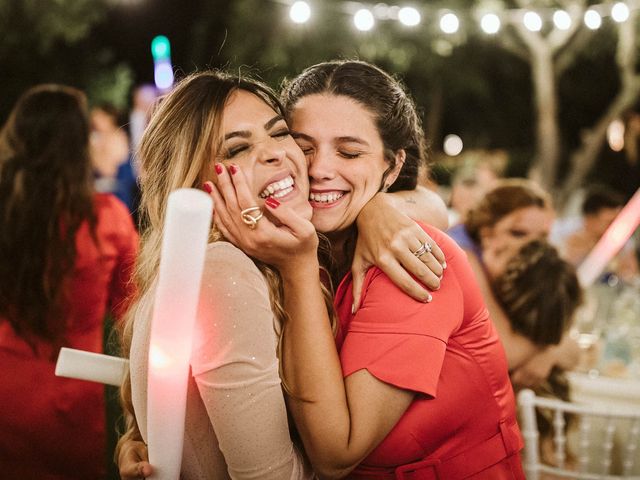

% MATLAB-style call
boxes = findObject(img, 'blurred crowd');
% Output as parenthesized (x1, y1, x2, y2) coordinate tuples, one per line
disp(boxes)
(0, 78, 638, 479)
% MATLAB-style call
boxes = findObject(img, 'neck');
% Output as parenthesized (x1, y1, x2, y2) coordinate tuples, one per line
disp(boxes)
(325, 225, 357, 284)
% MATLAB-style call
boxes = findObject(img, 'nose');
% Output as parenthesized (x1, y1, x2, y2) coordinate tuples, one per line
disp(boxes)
(307, 148, 335, 182)
(257, 137, 286, 165)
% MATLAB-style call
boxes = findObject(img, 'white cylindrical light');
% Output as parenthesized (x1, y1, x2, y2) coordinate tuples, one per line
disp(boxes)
(289, 1, 311, 24)
(584, 9, 602, 29)
(398, 6, 421, 26)
(480, 13, 501, 34)
(147, 188, 213, 480)
(354, 8, 375, 31)
(440, 12, 460, 34)
(443, 134, 463, 156)
(611, 2, 630, 23)
(523, 11, 542, 32)
(553, 10, 572, 30)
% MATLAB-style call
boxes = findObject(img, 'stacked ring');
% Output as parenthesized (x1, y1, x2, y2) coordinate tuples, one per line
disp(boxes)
(412, 241, 432, 258)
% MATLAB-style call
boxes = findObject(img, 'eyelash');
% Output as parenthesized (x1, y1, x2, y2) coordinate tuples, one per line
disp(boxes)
(225, 129, 291, 158)
(339, 151, 361, 159)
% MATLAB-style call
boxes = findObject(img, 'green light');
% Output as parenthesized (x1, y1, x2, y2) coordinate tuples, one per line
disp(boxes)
(151, 35, 171, 61)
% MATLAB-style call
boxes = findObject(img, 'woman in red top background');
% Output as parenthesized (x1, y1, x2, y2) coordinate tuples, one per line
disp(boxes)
(0, 84, 138, 479)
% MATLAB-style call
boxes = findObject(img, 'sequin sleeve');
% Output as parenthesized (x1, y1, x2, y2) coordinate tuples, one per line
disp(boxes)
(189, 242, 312, 479)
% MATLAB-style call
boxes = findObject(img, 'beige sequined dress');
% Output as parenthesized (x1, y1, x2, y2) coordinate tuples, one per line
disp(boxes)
(130, 242, 314, 479)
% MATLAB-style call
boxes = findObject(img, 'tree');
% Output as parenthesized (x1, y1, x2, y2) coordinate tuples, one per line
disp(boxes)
(498, 0, 640, 209)
(0, 0, 132, 121)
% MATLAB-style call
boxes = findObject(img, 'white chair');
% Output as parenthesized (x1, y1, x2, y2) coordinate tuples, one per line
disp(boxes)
(518, 388, 640, 479)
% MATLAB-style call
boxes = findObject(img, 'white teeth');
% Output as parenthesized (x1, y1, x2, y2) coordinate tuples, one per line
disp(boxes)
(309, 192, 344, 203)
(260, 175, 294, 198)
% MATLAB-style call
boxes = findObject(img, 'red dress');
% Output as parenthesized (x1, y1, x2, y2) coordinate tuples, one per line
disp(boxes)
(334, 225, 525, 479)
(0, 194, 138, 480)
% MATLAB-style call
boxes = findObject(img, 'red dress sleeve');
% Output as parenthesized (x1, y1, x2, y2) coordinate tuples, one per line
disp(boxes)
(338, 229, 466, 398)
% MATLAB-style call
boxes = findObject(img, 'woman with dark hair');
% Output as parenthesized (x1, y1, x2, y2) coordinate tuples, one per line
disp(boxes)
(116, 68, 447, 480)
(212, 60, 524, 478)
(0, 84, 138, 479)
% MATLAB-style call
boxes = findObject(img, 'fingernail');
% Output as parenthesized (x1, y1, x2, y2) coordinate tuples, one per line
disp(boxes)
(229, 164, 238, 175)
(442, 261, 447, 269)
(351, 304, 356, 315)
(423, 293, 433, 303)
(215, 163, 223, 175)
(265, 197, 280, 209)
(202, 183, 212, 194)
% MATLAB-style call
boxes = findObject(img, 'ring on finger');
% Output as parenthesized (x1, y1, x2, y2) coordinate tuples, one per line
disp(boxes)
(412, 241, 432, 258)
(240, 206, 264, 230)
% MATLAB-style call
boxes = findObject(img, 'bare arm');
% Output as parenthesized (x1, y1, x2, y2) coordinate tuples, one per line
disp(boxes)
(384, 185, 449, 230)
(280, 257, 413, 479)
(466, 251, 541, 369)
(352, 187, 448, 309)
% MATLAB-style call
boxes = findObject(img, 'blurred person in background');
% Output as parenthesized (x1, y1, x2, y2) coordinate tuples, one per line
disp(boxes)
(128, 84, 158, 154)
(558, 184, 638, 282)
(0, 84, 139, 479)
(91, 103, 140, 219)
(448, 178, 581, 388)
(447, 151, 505, 227)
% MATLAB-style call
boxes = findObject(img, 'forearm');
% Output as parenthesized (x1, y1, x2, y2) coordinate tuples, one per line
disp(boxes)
(385, 186, 448, 230)
(280, 262, 361, 476)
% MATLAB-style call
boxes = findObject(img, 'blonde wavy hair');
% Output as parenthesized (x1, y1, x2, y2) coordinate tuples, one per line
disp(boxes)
(117, 70, 336, 455)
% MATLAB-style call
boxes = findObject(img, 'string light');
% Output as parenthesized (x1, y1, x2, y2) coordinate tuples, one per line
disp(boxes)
(584, 9, 602, 29)
(480, 13, 501, 34)
(274, 1, 637, 36)
(440, 12, 459, 34)
(553, 10, 572, 30)
(523, 11, 543, 32)
(398, 6, 420, 27)
(611, 2, 630, 22)
(354, 8, 375, 31)
(289, 1, 311, 24)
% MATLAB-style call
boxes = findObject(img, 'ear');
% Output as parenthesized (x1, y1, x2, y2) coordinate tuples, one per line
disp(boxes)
(382, 149, 406, 191)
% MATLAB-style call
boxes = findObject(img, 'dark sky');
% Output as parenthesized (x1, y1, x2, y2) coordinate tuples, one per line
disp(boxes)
(92, 0, 229, 85)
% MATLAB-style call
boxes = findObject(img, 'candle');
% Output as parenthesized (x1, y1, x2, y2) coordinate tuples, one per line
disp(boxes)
(55, 347, 128, 386)
(147, 188, 213, 480)
(577, 188, 640, 287)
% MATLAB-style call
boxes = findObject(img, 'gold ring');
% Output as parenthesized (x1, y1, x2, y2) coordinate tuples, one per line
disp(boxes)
(241, 206, 263, 229)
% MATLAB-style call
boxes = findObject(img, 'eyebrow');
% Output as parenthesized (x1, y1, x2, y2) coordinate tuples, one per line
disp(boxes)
(290, 132, 370, 147)
(224, 114, 285, 140)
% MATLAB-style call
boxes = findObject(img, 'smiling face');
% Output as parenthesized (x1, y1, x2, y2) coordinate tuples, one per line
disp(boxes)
(218, 89, 311, 220)
(289, 93, 398, 235)
(481, 205, 554, 279)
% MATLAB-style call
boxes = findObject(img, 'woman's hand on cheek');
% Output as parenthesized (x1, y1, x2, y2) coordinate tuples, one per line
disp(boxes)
(206, 164, 318, 272)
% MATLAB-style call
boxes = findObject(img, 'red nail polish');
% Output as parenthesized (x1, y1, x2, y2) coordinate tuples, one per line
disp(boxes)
(202, 183, 212, 194)
(229, 164, 238, 175)
(215, 163, 223, 175)
(265, 197, 280, 209)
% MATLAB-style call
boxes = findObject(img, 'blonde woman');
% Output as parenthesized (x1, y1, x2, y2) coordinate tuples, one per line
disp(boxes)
(117, 70, 447, 479)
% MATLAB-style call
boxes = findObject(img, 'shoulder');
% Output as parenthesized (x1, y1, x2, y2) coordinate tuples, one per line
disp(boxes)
(202, 241, 268, 293)
(93, 193, 137, 234)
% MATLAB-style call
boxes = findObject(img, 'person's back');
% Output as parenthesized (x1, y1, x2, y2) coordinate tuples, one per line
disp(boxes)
(334, 225, 523, 478)
(0, 85, 138, 479)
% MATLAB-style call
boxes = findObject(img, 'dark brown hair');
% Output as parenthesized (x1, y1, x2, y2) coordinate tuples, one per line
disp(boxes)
(281, 60, 427, 192)
(0, 84, 96, 348)
(465, 178, 553, 244)
(492, 240, 582, 345)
